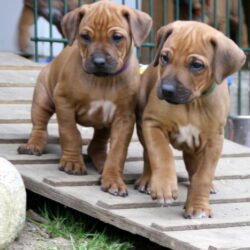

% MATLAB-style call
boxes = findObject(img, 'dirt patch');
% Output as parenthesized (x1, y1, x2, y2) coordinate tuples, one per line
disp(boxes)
(7, 222, 71, 250)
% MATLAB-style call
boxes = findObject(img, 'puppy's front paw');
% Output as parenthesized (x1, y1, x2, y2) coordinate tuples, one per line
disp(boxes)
(150, 176, 178, 206)
(59, 154, 87, 175)
(184, 205, 212, 219)
(101, 174, 128, 197)
(18, 143, 44, 156)
(134, 174, 151, 194)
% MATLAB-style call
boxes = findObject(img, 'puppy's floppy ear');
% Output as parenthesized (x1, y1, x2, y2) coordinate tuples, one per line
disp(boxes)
(153, 24, 173, 66)
(61, 5, 89, 46)
(211, 33, 246, 84)
(122, 8, 152, 48)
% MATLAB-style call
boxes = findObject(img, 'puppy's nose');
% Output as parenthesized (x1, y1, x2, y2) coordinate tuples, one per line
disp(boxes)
(161, 84, 176, 97)
(93, 57, 106, 67)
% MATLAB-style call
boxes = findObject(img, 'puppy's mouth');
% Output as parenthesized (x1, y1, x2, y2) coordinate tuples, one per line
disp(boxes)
(84, 67, 117, 77)
(92, 71, 110, 77)
(84, 55, 119, 77)
(157, 82, 192, 105)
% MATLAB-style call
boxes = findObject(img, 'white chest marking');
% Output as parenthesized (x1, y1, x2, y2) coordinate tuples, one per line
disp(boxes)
(175, 124, 200, 148)
(87, 100, 116, 123)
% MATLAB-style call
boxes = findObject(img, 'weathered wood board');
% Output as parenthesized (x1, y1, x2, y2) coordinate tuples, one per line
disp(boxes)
(0, 87, 34, 103)
(2, 52, 250, 249)
(0, 70, 38, 85)
(0, 52, 43, 70)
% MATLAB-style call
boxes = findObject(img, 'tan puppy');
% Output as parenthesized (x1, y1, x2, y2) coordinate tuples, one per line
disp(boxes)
(135, 21, 245, 218)
(18, 0, 79, 54)
(18, 1, 152, 197)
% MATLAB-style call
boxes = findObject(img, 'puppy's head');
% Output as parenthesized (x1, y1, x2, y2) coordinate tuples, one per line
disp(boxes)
(153, 21, 246, 104)
(61, 0, 152, 77)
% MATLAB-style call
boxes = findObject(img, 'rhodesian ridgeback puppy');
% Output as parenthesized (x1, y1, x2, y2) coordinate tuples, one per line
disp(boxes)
(18, 0, 79, 54)
(18, 1, 152, 197)
(135, 21, 245, 218)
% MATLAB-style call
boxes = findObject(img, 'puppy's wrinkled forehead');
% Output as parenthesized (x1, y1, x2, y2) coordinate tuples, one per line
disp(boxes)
(79, 2, 129, 34)
(164, 24, 214, 56)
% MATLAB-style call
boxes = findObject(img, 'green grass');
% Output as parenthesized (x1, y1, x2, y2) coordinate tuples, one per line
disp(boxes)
(29, 204, 134, 250)
(26, 191, 167, 250)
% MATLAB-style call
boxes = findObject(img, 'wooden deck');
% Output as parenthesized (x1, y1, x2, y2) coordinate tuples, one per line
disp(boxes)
(1, 52, 250, 249)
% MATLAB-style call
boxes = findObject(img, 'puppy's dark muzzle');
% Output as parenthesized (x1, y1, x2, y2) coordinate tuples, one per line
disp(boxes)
(91, 56, 110, 76)
(157, 81, 192, 104)
(85, 53, 118, 77)
(93, 57, 106, 67)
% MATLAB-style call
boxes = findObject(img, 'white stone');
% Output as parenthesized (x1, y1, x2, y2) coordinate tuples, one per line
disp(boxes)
(0, 157, 26, 249)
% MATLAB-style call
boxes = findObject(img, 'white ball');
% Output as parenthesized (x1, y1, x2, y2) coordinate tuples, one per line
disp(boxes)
(0, 157, 26, 249)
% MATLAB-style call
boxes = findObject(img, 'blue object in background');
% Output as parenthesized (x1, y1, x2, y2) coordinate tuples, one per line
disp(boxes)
(227, 76, 233, 86)
(38, 57, 52, 63)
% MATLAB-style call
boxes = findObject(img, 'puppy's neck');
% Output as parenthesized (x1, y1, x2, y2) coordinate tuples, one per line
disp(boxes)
(113, 60, 130, 75)
(198, 83, 217, 98)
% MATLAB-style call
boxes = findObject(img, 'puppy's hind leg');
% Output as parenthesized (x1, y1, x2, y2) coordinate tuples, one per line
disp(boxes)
(87, 128, 110, 173)
(18, 74, 54, 156)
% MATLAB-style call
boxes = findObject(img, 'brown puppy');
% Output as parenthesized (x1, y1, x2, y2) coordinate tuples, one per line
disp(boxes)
(18, 0, 79, 54)
(135, 21, 245, 218)
(18, 1, 152, 197)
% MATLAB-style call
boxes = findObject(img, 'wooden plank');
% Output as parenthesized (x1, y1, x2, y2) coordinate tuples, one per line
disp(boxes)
(110, 202, 250, 231)
(126, 139, 250, 162)
(221, 139, 250, 158)
(15, 163, 140, 187)
(0, 124, 59, 143)
(0, 52, 43, 70)
(0, 124, 94, 143)
(0, 70, 39, 85)
(96, 179, 250, 209)
(0, 142, 142, 164)
(166, 227, 250, 249)
(15, 162, 250, 208)
(0, 124, 143, 143)
(177, 157, 250, 181)
(3, 140, 250, 175)
(0, 104, 31, 121)
(0, 104, 57, 123)
(0, 87, 34, 103)
(16, 163, 100, 187)
(13, 164, 250, 250)
(155, 215, 250, 232)
(43, 175, 100, 187)
(123, 140, 250, 161)
(14, 157, 250, 188)
(0, 116, 248, 159)
(11, 169, 195, 250)
(26, 158, 250, 187)
(208, 248, 247, 250)
(17, 158, 250, 224)
(0, 144, 60, 164)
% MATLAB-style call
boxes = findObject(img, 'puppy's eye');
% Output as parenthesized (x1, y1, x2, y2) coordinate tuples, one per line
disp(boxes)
(160, 54, 168, 65)
(112, 33, 124, 43)
(190, 61, 204, 72)
(81, 34, 91, 43)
